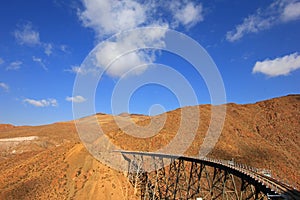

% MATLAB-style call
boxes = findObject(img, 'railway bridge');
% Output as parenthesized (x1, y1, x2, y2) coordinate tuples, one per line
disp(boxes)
(117, 151, 300, 200)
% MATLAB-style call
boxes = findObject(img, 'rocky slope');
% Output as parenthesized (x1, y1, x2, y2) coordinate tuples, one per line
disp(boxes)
(0, 94, 299, 199)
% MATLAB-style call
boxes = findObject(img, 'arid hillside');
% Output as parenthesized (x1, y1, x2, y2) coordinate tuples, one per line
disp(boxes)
(0, 94, 299, 199)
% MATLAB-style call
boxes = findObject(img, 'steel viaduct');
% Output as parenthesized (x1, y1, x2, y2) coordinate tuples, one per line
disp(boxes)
(116, 151, 300, 200)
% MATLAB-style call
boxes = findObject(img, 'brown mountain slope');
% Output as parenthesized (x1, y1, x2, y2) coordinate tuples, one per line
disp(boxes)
(0, 94, 299, 199)
(106, 94, 300, 186)
(0, 123, 137, 199)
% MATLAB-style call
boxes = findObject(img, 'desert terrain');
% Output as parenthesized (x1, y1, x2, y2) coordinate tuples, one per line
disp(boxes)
(0, 94, 299, 199)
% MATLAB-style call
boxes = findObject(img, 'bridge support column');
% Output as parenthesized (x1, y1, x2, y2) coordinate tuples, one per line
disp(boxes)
(120, 152, 293, 199)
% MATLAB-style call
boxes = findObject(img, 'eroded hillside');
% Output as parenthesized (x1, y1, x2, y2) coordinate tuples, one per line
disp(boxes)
(0, 95, 299, 199)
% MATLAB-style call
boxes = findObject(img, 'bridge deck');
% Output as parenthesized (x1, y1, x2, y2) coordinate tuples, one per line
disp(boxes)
(115, 150, 300, 200)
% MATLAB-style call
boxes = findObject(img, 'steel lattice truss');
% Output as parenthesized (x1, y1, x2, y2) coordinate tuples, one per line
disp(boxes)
(118, 151, 300, 200)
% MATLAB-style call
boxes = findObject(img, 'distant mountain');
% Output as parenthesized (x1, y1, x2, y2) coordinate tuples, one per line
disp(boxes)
(0, 94, 299, 199)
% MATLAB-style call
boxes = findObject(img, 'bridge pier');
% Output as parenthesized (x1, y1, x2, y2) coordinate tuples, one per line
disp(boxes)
(117, 151, 299, 200)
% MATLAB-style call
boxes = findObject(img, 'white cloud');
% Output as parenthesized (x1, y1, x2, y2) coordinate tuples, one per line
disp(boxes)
(227, 0, 300, 42)
(65, 65, 96, 75)
(226, 15, 272, 42)
(23, 98, 58, 107)
(79, 0, 147, 37)
(106, 51, 149, 77)
(79, 0, 203, 38)
(6, 61, 22, 71)
(171, 1, 203, 27)
(78, 0, 204, 78)
(0, 58, 4, 65)
(0, 82, 9, 91)
(252, 52, 300, 77)
(60, 45, 69, 53)
(14, 22, 40, 45)
(94, 27, 167, 77)
(282, 1, 300, 21)
(32, 56, 48, 71)
(66, 65, 82, 74)
(66, 95, 87, 103)
(44, 43, 53, 56)
(14, 21, 55, 56)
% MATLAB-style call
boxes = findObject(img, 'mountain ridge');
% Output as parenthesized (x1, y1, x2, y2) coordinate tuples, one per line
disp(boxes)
(0, 94, 299, 199)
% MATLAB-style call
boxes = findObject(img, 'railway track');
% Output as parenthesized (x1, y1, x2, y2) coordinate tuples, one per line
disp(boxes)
(116, 150, 300, 199)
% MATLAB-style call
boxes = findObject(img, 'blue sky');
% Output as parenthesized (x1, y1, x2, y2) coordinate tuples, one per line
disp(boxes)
(0, 0, 300, 125)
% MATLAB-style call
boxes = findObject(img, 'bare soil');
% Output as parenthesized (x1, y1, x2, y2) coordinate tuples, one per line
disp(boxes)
(0, 94, 299, 199)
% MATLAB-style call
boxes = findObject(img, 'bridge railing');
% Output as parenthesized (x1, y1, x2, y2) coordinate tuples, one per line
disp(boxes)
(197, 156, 299, 197)
(116, 150, 300, 199)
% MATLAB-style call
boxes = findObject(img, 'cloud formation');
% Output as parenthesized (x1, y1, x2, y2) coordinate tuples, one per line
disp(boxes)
(66, 65, 82, 74)
(79, 0, 147, 37)
(23, 98, 58, 107)
(32, 56, 48, 71)
(65, 65, 97, 75)
(66, 95, 87, 103)
(14, 22, 40, 45)
(94, 27, 168, 77)
(227, 0, 300, 42)
(252, 52, 300, 77)
(0, 58, 4, 65)
(60, 45, 69, 53)
(171, 1, 203, 27)
(78, 0, 203, 78)
(0, 82, 9, 91)
(282, 1, 300, 21)
(79, 0, 203, 37)
(44, 43, 53, 56)
(14, 21, 54, 56)
(6, 61, 22, 71)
